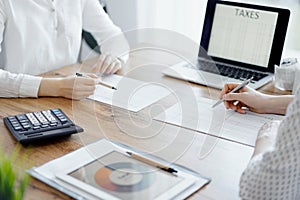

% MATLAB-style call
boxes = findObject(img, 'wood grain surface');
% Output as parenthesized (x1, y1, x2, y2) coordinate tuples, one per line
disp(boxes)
(0, 46, 290, 200)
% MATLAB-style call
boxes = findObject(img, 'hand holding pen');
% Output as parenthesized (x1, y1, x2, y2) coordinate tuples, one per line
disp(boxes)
(212, 77, 258, 114)
(212, 77, 253, 108)
(76, 73, 117, 90)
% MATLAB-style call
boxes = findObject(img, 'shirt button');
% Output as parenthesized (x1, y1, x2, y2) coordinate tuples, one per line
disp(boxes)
(51, 8, 55, 12)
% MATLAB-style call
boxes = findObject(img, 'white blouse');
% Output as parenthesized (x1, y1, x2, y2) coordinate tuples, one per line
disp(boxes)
(0, 0, 127, 97)
(240, 87, 300, 199)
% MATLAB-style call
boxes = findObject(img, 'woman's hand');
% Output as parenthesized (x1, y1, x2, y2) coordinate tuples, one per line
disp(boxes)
(220, 83, 270, 114)
(252, 120, 281, 158)
(91, 54, 122, 74)
(38, 74, 97, 100)
(220, 83, 293, 115)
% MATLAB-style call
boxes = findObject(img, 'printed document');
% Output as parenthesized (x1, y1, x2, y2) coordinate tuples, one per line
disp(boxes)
(154, 97, 283, 146)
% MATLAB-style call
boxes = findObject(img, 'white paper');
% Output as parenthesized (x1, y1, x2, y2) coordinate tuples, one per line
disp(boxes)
(88, 74, 171, 112)
(154, 97, 284, 146)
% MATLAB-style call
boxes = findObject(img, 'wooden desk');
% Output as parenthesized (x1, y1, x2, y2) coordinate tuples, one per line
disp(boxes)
(0, 49, 289, 200)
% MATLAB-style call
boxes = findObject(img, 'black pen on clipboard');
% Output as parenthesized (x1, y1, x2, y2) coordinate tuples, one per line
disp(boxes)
(126, 151, 178, 174)
(75, 72, 117, 90)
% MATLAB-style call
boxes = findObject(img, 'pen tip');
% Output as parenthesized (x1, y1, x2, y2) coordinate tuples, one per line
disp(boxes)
(112, 87, 117, 90)
(126, 151, 132, 155)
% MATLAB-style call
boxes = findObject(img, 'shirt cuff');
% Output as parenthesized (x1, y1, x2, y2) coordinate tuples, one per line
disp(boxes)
(19, 75, 42, 98)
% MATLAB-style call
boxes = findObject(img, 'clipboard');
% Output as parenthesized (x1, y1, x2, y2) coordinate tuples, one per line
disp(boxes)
(28, 139, 210, 199)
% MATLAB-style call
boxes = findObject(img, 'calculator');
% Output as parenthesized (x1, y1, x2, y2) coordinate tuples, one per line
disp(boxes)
(3, 108, 83, 144)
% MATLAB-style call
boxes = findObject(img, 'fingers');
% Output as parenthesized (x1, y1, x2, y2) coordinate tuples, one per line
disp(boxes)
(106, 62, 116, 74)
(220, 83, 239, 99)
(85, 73, 98, 79)
(71, 86, 96, 100)
(220, 83, 251, 113)
(100, 55, 112, 74)
(220, 83, 250, 99)
(223, 92, 245, 102)
(93, 54, 122, 74)
(108, 62, 122, 74)
(225, 100, 247, 114)
(59, 76, 97, 100)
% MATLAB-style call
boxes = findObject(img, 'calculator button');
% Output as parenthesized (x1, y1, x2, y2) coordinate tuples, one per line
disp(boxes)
(50, 123, 57, 127)
(33, 126, 40, 130)
(23, 125, 31, 129)
(42, 110, 57, 123)
(11, 121, 19, 126)
(56, 113, 63, 117)
(51, 109, 60, 113)
(26, 113, 40, 126)
(34, 112, 48, 124)
(17, 115, 27, 121)
(9, 119, 18, 123)
(41, 124, 49, 128)
(13, 126, 22, 131)
(8, 116, 16, 121)
(59, 118, 68, 124)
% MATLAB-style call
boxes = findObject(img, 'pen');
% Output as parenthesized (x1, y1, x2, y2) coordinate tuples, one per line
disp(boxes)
(126, 151, 178, 174)
(75, 72, 117, 90)
(211, 77, 253, 108)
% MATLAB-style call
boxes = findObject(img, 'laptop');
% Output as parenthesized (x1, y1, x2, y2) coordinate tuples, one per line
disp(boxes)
(163, 0, 290, 89)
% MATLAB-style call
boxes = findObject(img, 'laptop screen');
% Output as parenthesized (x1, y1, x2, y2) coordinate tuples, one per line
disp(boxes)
(200, 0, 290, 73)
(207, 4, 278, 68)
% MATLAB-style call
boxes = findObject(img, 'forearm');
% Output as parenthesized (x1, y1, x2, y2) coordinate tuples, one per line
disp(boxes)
(38, 78, 61, 97)
(263, 95, 294, 115)
(38, 76, 97, 100)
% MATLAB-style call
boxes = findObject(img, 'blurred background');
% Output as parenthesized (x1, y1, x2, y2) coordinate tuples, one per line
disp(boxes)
(106, 0, 300, 50)
(81, 0, 300, 60)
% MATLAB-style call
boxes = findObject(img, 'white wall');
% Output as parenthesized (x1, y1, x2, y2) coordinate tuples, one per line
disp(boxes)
(106, 0, 139, 31)
(107, 0, 207, 44)
(137, 0, 207, 44)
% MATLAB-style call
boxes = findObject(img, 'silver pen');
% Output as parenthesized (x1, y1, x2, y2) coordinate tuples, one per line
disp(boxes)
(211, 77, 253, 108)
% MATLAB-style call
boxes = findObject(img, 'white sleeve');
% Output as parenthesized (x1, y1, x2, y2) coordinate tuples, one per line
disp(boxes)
(239, 89, 300, 199)
(0, 3, 42, 98)
(0, 70, 42, 98)
(82, 0, 129, 63)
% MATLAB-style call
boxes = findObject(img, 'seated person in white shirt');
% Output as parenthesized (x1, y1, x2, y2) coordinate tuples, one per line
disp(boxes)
(0, 0, 128, 100)
(220, 84, 299, 199)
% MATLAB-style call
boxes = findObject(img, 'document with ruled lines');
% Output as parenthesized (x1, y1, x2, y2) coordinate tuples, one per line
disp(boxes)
(154, 97, 283, 146)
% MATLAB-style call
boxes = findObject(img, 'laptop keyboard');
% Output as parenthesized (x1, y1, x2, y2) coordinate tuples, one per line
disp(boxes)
(189, 61, 268, 82)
